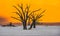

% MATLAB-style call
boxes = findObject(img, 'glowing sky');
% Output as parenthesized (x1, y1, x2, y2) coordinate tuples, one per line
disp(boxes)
(0, 0, 60, 23)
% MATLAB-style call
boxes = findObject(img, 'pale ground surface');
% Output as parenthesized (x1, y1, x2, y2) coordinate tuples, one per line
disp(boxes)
(0, 26, 60, 36)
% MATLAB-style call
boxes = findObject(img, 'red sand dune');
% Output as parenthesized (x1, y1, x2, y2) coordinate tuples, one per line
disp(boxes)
(38, 22, 60, 26)
(0, 16, 8, 25)
(0, 22, 60, 26)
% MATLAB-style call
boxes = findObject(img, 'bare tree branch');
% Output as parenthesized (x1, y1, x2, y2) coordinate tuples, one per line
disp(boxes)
(12, 12, 23, 21)
(39, 9, 46, 16)
(36, 15, 44, 20)
(11, 16, 22, 22)
(29, 8, 41, 16)
(13, 5, 20, 13)
(17, 4, 25, 18)
(13, 5, 23, 18)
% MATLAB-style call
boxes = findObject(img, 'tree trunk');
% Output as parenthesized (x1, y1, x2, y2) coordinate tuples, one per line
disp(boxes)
(29, 23, 33, 29)
(33, 20, 36, 28)
(33, 22, 36, 28)
(29, 21, 36, 29)
(23, 21, 27, 30)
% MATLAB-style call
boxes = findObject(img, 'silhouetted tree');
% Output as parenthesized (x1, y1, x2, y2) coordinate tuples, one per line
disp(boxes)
(8, 22, 15, 27)
(29, 9, 46, 29)
(11, 4, 40, 30)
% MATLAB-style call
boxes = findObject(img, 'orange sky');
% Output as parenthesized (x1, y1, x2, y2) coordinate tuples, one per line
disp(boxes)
(0, 0, 60, 23)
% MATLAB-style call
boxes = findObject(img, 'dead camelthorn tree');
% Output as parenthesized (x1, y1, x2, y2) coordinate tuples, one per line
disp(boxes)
(11, 4, 41, 30)
(29, 9, 46, 29)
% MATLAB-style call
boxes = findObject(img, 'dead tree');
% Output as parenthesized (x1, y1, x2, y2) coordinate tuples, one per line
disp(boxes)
(11, 4, 40, 30)
(29, 10, 46, 29)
